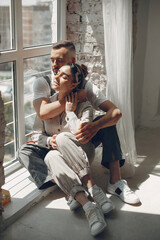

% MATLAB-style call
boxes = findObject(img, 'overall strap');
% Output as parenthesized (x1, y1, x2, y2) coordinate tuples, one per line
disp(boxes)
(43, 75, 55, 96)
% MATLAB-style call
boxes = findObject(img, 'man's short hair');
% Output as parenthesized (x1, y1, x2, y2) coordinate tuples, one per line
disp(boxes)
(52, 40, 75, 52)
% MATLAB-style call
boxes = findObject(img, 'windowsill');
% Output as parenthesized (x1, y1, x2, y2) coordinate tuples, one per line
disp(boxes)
(0, 167, 57, 232)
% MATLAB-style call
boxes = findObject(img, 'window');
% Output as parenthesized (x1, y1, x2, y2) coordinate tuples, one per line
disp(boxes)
(0, 0, 66, 174)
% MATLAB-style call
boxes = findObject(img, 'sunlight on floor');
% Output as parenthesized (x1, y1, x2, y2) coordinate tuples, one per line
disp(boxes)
(45, 197, 70, 210)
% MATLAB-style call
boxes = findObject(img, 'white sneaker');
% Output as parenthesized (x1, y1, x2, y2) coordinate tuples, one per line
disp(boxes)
(67, 196, 81, 211)
(106, 179, 140, 204)
(89, 185, 114, 214)
(85, 203, 107, 236)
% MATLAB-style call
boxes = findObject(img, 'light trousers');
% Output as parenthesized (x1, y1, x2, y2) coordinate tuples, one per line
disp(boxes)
(44, 132, 95, 198)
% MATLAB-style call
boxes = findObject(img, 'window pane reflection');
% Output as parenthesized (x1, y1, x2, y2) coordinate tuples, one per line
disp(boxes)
(22, 0, 54, 47)
(24, 54, 52, 140)
(0, 62, 15, 163)
(0, 0, 12, 51)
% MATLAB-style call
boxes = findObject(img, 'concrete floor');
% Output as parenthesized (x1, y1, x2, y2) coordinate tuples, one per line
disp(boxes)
(0, 127, 160, 240)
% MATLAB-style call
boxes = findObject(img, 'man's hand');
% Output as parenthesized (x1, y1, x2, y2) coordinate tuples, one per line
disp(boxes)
(49, 134, 57, 149)
(75, 122, 99, 144)
(65, 92, 78, 113)
(77, 89, 88, 103)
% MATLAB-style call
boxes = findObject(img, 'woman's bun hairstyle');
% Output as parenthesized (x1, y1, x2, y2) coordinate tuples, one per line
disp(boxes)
(80, 64, 88, 78)
(67, 62, 88, 91)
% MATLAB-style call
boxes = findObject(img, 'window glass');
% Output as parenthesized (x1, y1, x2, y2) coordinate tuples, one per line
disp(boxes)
(0, 0, 59, 170)
(22, 0, 54, 48)
(24, 54, 52, 141)
(0, 0, 12, 51)
(0, 62, 15, 163)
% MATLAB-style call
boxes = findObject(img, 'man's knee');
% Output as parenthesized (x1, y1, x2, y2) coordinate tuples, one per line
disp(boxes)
(99, 125, 118, 140)
(19, 143, 28, 153)
(18, 143, 29, 163)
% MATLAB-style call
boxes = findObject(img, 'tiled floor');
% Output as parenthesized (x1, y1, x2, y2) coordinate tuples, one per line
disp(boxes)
(0, 127, 160, 240)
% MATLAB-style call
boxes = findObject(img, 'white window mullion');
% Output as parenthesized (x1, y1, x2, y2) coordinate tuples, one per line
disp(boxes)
(11, 0, 15, 49)
(23, 45, 52, 59)
(56, 0, 66, 41)
(60, 0, 66, 40)
(0, 50, 18, 63)
(14, 0, 25, 146)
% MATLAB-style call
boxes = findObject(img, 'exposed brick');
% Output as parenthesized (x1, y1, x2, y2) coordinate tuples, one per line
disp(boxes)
(0, 162, 5, 186)
(68, 2, 81, 12)
(66, 12, 81, 23)
(0, 131, 5, 147)
(66, 0, 106, 92)
(67, 23, 80, 33)
(67, 32, 81, 42)
(82, 2, 102, 13)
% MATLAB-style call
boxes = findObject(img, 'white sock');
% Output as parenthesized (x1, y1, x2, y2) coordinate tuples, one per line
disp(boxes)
(83, 201, 93, 212)
(88, 184, 99, 197)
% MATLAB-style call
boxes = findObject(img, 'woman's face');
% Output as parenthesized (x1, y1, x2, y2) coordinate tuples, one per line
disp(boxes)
(52, 66, 78, 93)
(52, 65, 75, 93)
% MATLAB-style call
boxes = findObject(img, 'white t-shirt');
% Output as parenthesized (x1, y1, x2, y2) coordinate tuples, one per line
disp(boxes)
(33, 76, 107, 110)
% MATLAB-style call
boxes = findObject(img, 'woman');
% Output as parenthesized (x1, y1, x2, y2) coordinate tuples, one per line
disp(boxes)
(37, 63, 114, 236)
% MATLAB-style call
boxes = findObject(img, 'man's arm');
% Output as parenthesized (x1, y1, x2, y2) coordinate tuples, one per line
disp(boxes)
(97, 100, 122, 127)
(33, 97, 65, 120)
(75, 100, 122, 143)
(33, 89, 88, 121)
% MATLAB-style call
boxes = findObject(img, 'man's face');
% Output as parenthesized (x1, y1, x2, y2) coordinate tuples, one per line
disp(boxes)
(51, 47, 74, 75)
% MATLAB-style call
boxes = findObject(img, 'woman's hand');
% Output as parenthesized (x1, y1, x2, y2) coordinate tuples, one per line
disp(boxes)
(49, 134, 57, 149)
(65, 92, 78, 113)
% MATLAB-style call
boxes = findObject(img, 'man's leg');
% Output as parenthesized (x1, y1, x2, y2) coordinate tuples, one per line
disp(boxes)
(109, 160, 121, 184)
(91, 116, 125, 171)
(91, 115, 140, 205)
(18, 143, 54, 189)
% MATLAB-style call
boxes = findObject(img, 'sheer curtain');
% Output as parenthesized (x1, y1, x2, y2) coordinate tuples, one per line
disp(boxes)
(102, 0, 136, 176)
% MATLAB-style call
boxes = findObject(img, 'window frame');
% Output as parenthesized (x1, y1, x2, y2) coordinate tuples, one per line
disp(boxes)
(0, 0, 66, 176)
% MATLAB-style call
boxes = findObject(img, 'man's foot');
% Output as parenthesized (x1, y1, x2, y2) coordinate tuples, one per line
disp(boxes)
(67, 196, 81, 211)
(89, 185, 114, 214)
(83, 202, 107, 236)
(106, 179, 140, 205)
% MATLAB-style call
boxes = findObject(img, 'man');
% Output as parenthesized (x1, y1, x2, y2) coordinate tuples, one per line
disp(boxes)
(19, 40, 140, 205)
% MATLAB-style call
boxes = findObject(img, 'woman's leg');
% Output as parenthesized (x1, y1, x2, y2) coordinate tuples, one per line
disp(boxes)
(55, 132, 114, 214)
(44, 150, 86, 197)
(75, 192, 107, 236)
(55, 132, 94, 178)
(44, 150, 106, 236)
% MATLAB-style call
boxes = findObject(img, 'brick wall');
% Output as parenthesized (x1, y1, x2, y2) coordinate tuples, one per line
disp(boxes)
(0, 92, 6, 214)
(66, 0, 106, 95)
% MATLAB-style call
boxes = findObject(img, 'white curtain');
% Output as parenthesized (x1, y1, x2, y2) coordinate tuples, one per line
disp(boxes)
(102, 0, 137, 176)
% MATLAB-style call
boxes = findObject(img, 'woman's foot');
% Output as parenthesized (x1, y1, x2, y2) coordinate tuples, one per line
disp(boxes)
(67, 196, 81, 211)
(89, 185, 115, 214)
(83, 202, 107, 236)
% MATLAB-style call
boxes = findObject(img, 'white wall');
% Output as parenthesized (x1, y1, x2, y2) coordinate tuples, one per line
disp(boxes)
(134, 0, 160, 128)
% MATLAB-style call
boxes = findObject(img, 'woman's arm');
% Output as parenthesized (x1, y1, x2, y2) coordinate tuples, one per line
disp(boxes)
(65, 93, 94, 133)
